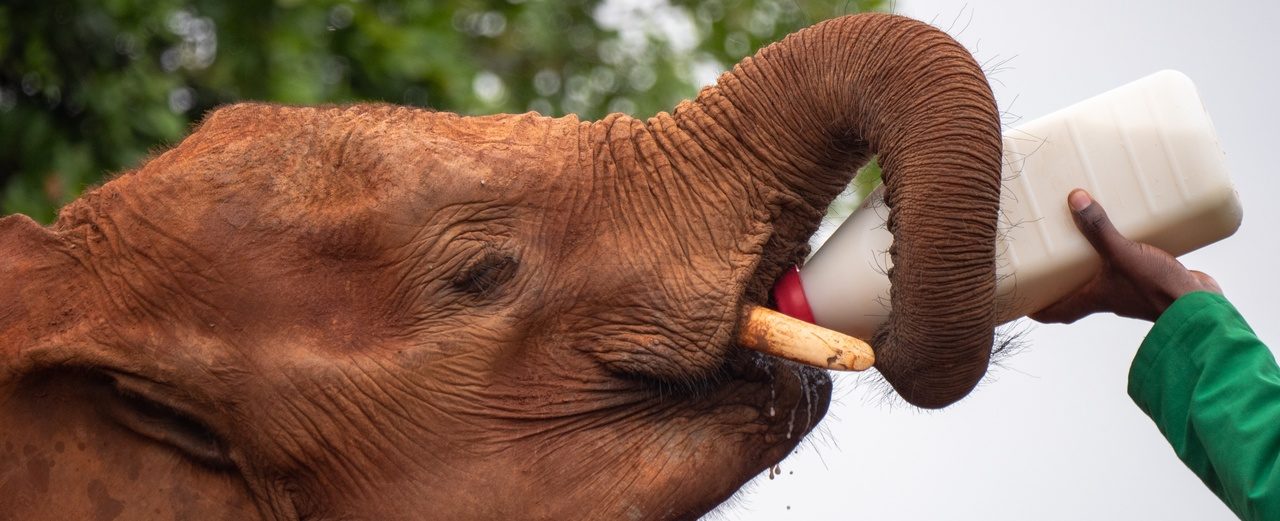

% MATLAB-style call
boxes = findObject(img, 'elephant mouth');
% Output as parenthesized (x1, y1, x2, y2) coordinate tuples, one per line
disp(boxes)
(722, 344, 834, 454)
(722, 223, 838, 445)
(729, 210, 873, 371)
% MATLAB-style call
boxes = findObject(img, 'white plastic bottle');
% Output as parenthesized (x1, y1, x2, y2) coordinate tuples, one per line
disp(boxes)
(773, 70, 1244, 340)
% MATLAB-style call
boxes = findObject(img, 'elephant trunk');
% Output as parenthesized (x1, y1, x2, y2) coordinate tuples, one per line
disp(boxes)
(672, 14, 1003, 408)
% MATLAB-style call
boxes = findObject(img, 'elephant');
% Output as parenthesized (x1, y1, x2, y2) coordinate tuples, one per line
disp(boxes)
(0, 13, 1002, 520)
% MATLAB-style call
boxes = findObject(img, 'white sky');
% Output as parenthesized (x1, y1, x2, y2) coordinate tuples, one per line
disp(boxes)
(721, 1, 1280, 519)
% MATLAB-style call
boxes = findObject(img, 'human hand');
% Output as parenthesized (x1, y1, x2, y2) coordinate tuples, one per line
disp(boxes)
(1030, 189, 1222, 324)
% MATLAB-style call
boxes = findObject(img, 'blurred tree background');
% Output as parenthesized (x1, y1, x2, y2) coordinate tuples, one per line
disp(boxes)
(0, 0, 884, 223)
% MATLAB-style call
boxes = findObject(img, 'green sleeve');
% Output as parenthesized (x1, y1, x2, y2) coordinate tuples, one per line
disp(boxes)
(1129, 291, 1280, 521)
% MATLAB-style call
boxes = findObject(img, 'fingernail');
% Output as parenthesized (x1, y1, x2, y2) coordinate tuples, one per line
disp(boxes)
(1068, 190, 1092, 212)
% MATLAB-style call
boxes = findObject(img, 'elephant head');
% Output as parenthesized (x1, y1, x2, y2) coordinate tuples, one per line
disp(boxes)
(0, 13, 1001, 520)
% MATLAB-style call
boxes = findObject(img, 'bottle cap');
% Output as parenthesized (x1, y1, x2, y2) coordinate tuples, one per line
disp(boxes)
(772, 265, 816, 324)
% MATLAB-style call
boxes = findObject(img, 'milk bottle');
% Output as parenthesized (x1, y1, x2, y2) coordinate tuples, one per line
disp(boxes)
(773, 71, 1243, 339)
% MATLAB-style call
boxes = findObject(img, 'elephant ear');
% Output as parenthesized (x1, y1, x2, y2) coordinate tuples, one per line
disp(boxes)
(0, 214, 85, 368)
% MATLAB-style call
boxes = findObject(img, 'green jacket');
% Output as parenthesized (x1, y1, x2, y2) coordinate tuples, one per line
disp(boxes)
(1130, 291, 1280, 520)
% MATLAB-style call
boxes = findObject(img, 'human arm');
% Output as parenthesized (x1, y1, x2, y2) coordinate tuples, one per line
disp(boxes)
(1130, 291, 1280, 520)
(1034, 189, 1280, 520)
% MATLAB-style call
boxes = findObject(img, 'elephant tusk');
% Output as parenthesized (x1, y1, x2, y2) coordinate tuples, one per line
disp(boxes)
(736, 305, 874, 371)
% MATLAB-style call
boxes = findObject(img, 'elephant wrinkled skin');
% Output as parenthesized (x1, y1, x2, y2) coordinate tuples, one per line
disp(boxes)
(0, 14, 1002, 520)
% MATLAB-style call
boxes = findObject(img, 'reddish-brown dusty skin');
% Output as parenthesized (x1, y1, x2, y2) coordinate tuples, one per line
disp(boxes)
(0, 14, 1000, 520)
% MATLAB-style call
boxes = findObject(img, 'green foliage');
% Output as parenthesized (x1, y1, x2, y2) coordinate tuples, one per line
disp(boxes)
(0, 0, 884, 222)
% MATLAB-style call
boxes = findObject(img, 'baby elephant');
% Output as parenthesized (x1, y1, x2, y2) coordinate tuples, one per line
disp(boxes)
(0, 13, 1002, 520)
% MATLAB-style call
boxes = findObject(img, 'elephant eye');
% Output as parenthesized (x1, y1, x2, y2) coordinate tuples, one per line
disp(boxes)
(98, 373, 234, 470)
(452, 250, 519, 297)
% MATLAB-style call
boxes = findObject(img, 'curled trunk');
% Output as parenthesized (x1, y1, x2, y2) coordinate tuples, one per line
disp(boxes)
(667, 14, 1003, 408)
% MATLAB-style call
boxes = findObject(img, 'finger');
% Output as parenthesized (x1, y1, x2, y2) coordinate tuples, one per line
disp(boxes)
(1068, 189, 1129, 256)
(1029, 278, 1107, 324)
(1190, 270, 1224, 295)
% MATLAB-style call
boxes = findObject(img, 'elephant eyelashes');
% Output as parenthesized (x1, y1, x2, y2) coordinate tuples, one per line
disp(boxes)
(99, 374, 234, 470)
(452, 251, 519, 297)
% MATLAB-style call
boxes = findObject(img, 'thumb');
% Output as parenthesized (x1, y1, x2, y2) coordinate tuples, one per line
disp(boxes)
(1069, 189, 1128, 257)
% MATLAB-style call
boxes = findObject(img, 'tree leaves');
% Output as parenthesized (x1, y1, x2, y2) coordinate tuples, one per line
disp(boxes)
(0, 0, 884, 222)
